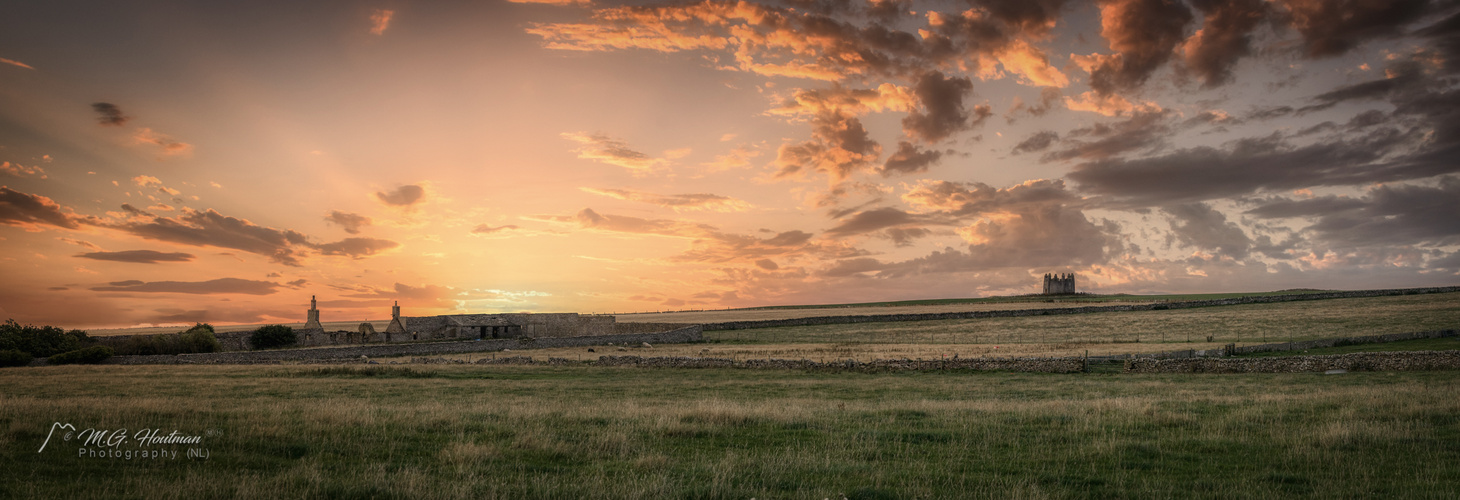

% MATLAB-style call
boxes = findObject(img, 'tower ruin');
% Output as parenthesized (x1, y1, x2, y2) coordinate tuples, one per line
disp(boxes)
(386, 300, 405, 335)
(303, 295, 323, 329)
(1042, 273, 1076, 295)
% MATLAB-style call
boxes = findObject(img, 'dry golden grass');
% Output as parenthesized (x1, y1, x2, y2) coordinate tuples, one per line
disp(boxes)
(715, 292, 1460, 346)
(4, 364, 1459, 498)
(615, 299, 1153, 324)
(422, 341, 1230, 363)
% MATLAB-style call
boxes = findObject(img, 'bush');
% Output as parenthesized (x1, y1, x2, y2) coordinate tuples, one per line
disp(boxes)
(0, 319, 93, 358)
(0, 349, 33, 367)
(48, 346, 114, 365)
(115, 323, 222, 356)
(179, 323, 222, 353)
(250, 325, 296, 349)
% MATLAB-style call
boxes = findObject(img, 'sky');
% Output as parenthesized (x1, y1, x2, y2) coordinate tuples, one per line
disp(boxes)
(1, 0, 1457, 328)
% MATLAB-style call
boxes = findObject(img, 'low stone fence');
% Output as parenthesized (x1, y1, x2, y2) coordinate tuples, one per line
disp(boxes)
(103, 326, 702, 365)
(694, 286, 1460, 331)
(1125, 350, 1460, 373)
(546, 355, 1082, 373)
(1086, 329, 1459, 363)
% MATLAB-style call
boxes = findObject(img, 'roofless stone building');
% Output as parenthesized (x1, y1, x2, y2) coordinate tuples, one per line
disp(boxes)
(1042, 273, 1076, 295)
(294, 297, 661, 347)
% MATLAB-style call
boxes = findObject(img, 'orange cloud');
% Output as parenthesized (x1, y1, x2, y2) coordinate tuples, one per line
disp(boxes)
(0, 57, 33, 70)
(580, 187, 752, 212)
(1062, 90, 1160, 117)
(0, 186, 83, 230)
(0, 161, 46, 179)
(370, 9, 395, 35)
(562, 132, 671, 175)
(132, 128, 193, 156)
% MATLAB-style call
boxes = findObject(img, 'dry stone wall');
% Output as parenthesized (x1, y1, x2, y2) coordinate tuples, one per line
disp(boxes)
(1126, 350, 1460, 373)
(103, 326, 702, 365)
(593, 355, 1083, 372)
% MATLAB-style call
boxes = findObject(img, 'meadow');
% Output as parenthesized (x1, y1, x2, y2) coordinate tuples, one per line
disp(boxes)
(4, 364, 1460, 499)
(5, 290, 1459, 498)
(441, 292, 1460, 362)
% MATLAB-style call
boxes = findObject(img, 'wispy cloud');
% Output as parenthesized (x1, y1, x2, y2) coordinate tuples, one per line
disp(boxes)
(74, 250, 196, 264)
(562, 132, 674, 175)
(369, 9, 395, 35)
(0, 57, 33, 70)
(580, 187, 751, 212)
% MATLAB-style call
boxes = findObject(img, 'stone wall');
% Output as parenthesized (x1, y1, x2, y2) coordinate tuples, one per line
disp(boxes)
(394, 354, 1082, 373)
(612, 322, 692, 334)
(1085, 329, 1459, 363)
(1125, 350, 1460, 373)
(595, 355, 1085, 373)
(696, 286, 1460, 331)
(102, 325, 702, 365)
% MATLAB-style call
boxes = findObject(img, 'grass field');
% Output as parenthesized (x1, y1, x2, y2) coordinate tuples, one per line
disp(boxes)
(8, 289, 1459, 498)
(3, 364, 1459, 498)
(707, 292, 1460, 346)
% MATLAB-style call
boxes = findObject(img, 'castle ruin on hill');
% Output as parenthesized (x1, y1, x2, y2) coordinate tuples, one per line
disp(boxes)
(1042, 273, 1076, 295)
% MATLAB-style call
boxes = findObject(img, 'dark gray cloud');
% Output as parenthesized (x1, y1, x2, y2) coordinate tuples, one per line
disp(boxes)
(1074, 55, 1460, 207)
(1416, 10, 1460, 73)
(90, 277, 280, 295)
(974, 0, 1070, 34)
(91, 102, 128, 126)
(0, 187, 81, 229)
(1163, 202, 1253, 259)
(824, 207, 941, 237)
(1181, 109, 1242, 128)
(902, 178, 1081, 217)
(103, 208, 313, 266)
(1043, 110, 1170, 161)
(885, 227, 932, 246)
(828, 205, 1123, 278)
(1012, 130, 1059, 154)
(74, 250, 196, 264)
(315, 237, 401, 259)
(881, 141, 943, 175)
(1246, 105, 1295, 120)
(324, 210, 372, 234)
(1301, 177, 1460, 248)
(1006, 87, 1062, 121)
(1244, 195, 1366, 218)
(1087, 0, 1194, 95)
(374, 184, 426, 207)
(1277, 0, 1430, 58)
(902, 71, 982, 144)
(1182, 0, 1268, 87)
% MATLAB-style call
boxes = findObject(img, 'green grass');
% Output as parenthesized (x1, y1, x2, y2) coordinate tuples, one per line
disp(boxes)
(3, 364, 1460, 498)
(709, 292, 1460, 346)
(1235, 336, 1460, 358)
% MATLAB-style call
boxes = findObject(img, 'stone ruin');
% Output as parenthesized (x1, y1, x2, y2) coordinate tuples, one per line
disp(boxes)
(1042, 273, 1076, 295)
(292, 295, 623, 347)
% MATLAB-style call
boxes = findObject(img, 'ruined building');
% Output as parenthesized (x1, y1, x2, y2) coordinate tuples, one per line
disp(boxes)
(303, 295, 323, 329)
(294, 296, 668, 347)
(1042, 273, 1076, 295)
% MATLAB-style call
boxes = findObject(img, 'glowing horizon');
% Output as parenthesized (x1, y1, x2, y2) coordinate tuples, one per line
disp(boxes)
(1, 0, 1457, 329)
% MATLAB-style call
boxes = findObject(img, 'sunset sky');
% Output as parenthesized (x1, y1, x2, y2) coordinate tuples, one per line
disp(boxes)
(1, 0, 1457, 328)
